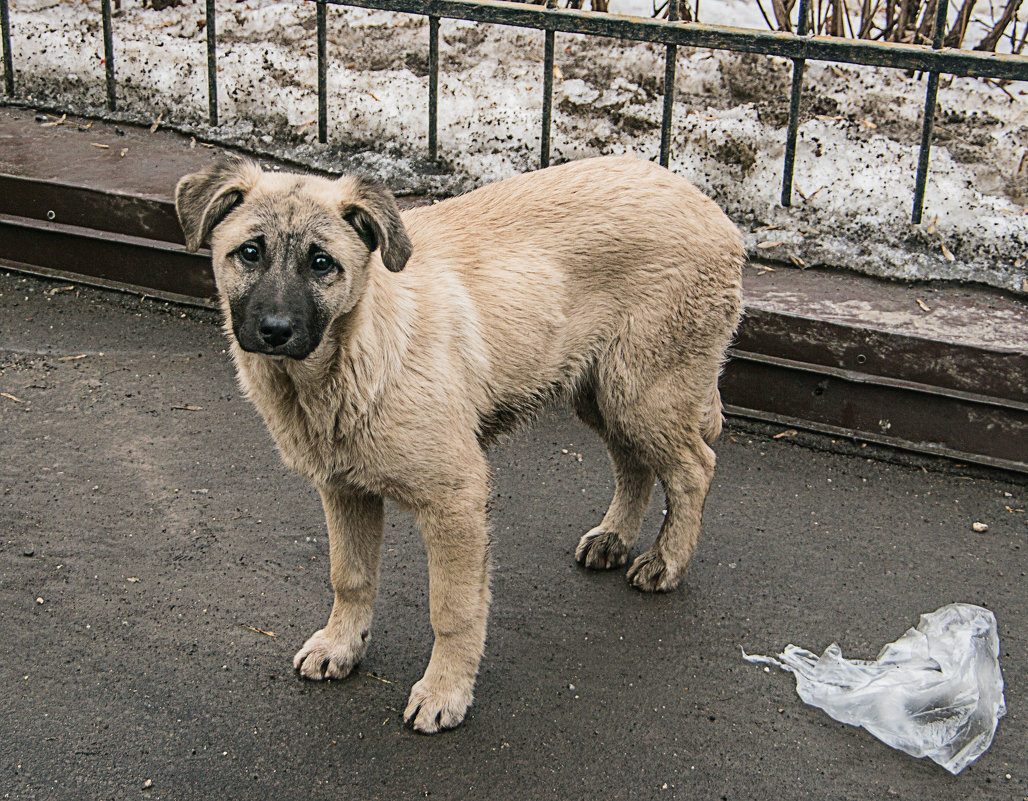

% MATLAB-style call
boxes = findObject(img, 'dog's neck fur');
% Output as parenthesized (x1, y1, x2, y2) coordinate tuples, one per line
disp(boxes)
(228, 261, 413, 487)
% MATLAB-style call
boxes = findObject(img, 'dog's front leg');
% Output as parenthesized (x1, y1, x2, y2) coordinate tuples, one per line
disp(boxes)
(293, 484, 384, 680)
(404, 488, 490, 733)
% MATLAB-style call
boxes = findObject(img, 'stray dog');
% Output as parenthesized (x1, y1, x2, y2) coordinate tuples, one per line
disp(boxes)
(175, 155, 743, 733)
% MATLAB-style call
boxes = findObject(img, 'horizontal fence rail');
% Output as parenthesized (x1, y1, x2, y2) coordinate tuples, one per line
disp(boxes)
(2, 0, 1027, 221)
(334, 0, 1028, 79)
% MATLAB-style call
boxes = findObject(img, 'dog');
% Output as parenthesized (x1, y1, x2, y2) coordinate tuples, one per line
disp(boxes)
(175, 154, 744, 733)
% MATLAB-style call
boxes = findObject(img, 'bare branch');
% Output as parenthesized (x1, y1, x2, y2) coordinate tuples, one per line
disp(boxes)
(975, 0, 1025, 50)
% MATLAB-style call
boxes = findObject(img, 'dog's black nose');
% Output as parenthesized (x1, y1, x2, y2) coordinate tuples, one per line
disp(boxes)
(259, 315, 293, 347)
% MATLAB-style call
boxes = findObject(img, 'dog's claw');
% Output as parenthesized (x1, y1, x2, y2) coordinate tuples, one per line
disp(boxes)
(627, 550, 681, 592)
(576, 529, 630, 570)
(403, 678, 473, 734)
(293, 627, 367, 681)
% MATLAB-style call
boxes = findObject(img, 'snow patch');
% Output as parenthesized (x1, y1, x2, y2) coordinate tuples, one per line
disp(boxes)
(5, 0, 1027, 292)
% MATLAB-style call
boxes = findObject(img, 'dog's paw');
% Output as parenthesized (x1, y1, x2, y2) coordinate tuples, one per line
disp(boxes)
(292, 627, 369, 680)
(626, 550, 682, 592)
(575, 528, 630, 570)
(403, 676, 473, 734)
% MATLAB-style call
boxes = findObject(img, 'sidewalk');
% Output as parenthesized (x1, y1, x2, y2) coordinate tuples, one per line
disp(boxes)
(1, 267, 1026, 800)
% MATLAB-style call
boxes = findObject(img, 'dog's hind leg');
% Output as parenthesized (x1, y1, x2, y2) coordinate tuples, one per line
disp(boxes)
(590, 347, 725, 592)
(573, 388, 655, 570)
(294, 485, 384, 679)
(626, 429, 716, 593)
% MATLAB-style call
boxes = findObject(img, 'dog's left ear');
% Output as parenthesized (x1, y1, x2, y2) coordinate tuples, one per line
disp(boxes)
(175, 158, 263, 251)
(341, 177, 412, 273)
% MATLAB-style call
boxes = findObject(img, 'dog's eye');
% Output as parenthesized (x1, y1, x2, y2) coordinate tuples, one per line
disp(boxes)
(310, 252, 336, 277)
(237, 243, 261, 266)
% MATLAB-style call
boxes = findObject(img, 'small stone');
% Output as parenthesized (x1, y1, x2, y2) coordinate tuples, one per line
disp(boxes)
(35, 597, 44, 604)
(142, 778, 153, 790)
(972, 522, 989, 533)
(22, 546, 34, 557)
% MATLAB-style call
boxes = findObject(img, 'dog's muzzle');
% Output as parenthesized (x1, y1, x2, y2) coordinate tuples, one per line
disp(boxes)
(235, 313, 317, 359)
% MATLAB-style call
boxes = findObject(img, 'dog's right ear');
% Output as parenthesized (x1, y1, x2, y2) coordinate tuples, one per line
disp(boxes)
(175, 158, 263, 251)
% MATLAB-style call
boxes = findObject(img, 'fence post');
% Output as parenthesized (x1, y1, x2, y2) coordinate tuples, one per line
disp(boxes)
(911, 0, 949, 224)
(781, 0, 811, 207)
(206, 0, 218, 126)
(101, 0, 117, 111)
(659, 0, 679, 167)
(429, 15, 439, 161)
(317, 0, 328, 144)
(1, 0, 12, 96)
(541, 0, 556, 169)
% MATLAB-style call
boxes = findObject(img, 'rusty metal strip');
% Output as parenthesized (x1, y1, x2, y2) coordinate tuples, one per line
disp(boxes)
(736, 307, 1028, 405)
(0, 213, 215, 299)
(722, 351, 1028, 473)
(0, 174, 184, 243)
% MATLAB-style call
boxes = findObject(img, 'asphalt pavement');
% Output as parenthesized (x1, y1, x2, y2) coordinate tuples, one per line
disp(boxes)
(1, 269, 1025, 800)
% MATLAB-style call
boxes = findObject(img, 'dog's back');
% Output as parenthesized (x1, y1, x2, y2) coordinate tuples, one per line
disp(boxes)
(400, 156, 744, 445)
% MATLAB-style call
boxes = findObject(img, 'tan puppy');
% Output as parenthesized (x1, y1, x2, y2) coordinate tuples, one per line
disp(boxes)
(175, 155, 744, 733)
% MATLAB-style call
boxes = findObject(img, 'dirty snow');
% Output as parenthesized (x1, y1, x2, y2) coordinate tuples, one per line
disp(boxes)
(5, 0, 1027, 293)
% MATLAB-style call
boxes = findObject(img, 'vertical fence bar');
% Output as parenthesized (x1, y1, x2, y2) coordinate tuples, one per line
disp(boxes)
(317, 0, 327, 144)
(1, 0, 13, 96)
(428, 15, 439, 161)
(781, 0, 810, 206)
(205, 0, 218, 126)
(541, 27, 555, 168)
(658, 0, 678, 167)
(101, 0, 116, 111)
(911, 0, 949, 224)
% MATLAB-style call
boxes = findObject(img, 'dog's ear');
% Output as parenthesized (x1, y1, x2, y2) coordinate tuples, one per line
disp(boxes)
(341, 177, 412, 273)
(175, 158, 263, 251)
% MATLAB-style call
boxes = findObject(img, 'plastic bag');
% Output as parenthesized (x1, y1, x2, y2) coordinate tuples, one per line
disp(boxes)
(744, 603, 1006, 774)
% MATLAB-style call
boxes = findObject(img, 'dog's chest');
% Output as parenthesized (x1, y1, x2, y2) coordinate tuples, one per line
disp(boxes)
(237, 357, 375, 487)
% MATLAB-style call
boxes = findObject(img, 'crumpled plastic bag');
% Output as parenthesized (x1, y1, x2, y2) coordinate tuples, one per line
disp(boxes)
(743, 603, 1005, 774)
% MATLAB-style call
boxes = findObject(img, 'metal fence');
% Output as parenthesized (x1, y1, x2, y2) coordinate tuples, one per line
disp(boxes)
(2, 0, 1028, 223)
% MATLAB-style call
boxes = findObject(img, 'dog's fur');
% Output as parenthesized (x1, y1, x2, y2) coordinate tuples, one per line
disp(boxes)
(175, 155, 744, 733)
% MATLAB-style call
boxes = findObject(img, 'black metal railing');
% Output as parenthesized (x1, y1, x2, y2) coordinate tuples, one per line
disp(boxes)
(2, 0, 1027, 223)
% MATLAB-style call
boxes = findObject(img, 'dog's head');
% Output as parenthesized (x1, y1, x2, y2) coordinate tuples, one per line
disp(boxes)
(175, 157, 411, 360)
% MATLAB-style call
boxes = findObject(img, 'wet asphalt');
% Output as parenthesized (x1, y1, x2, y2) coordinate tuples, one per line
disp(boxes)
(1, 269, 1025, 801)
